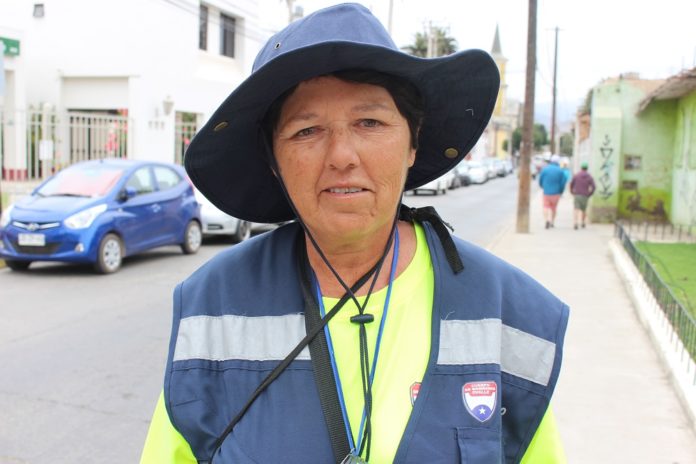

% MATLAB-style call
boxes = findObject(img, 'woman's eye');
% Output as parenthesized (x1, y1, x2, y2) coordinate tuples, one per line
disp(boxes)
(360, 119, 381, 128)
(295, 127, 316, 137)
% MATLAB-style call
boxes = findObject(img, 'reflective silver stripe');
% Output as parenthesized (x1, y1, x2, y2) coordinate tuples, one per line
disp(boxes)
(438, 319, 556, 386)
(173, 314, 310, 362)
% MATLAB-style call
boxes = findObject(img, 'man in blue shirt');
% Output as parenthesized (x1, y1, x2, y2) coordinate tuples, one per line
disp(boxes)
(539, 154, 567, 229)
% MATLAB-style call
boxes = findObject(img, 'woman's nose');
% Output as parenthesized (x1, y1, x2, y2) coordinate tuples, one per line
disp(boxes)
(325, 128, 360, 170)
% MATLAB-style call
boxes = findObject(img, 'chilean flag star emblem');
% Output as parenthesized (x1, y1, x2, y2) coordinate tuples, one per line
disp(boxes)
(462, 381, 497, 422)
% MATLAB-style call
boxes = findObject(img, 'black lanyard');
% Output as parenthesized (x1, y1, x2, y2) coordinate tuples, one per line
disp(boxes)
(206, 229, 387, 464)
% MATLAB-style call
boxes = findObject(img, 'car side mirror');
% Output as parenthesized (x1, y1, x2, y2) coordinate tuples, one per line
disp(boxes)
(119, 186, 137, 202)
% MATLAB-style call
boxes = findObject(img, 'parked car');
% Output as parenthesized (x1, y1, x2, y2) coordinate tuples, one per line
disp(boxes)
(532, 154, 546, 174)
(518, 160, 540, 179)
(411, 170, 455, 195)
(481, 158, 498, 180)
(463, 160, 488, 184)
(0, 158, 201, 273)
(493, 159, 508, 177)
(452, 161, 471, 187)
(196, 190, 275, 242)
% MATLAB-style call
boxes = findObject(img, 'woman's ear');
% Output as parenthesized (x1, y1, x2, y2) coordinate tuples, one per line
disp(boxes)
(407, 147, 416, 167)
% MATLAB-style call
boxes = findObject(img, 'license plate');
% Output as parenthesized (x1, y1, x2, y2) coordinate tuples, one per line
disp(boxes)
(18, 233, 46, 246)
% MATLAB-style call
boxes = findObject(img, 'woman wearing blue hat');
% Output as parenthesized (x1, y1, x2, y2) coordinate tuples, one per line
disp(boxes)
(141, 4, 568, 463)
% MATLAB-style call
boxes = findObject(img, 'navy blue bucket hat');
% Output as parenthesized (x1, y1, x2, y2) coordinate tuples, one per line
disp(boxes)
(185, 2, 500, 223)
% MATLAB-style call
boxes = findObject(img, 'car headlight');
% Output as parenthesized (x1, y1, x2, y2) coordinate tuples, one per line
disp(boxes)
(64, 204, 107, 229)
(0, 204, 14, 228)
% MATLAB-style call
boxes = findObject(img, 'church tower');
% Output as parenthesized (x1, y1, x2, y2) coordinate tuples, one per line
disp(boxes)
(491, 24, 507, 118)
(487, 24, 512, 159)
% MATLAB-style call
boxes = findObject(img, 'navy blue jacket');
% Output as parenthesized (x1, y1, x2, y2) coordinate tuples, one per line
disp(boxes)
(164, 221, 569, 463)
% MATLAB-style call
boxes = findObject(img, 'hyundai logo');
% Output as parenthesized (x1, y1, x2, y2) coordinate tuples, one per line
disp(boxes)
(27, 223, 39, 231)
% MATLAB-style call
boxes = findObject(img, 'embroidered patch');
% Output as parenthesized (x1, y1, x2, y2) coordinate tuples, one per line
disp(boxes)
(462, 381, 497, 422)
(410, 382, 421, 406)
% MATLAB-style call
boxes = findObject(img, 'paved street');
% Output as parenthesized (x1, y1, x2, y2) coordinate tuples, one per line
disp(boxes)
(0, 175, 519, 463)
(3, 174, 694, 463)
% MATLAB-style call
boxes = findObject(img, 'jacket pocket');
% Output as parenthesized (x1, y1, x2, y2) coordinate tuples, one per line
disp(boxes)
(456, 427, 503, 464)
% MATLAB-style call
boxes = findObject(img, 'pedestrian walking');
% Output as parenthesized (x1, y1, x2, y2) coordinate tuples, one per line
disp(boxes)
(140, 4, 569, 463)
(560, 158, 571, 185)
(539, 154, 568, 229)
(570, 161, 596, 229)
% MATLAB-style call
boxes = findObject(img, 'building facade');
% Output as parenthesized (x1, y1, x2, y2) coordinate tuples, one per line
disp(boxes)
(587, 69, 696, 227)
(0, 0, 272, 181)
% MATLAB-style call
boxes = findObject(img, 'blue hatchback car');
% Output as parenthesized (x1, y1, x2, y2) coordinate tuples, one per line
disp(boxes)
(0, 159, 202, 273)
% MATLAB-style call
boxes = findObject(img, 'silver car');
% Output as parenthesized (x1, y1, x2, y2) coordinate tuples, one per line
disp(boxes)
(195, 190, 278, 242)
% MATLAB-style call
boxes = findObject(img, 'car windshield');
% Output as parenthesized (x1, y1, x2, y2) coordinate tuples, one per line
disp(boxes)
(36, 164, 126, 198)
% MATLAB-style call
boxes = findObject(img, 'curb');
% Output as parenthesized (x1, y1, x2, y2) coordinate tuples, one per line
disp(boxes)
(485, 218, 515, 252)
(609, 238, 696, 435)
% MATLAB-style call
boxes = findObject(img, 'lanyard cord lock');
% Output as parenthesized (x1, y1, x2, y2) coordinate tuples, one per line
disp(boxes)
(350, 313, 375, 324)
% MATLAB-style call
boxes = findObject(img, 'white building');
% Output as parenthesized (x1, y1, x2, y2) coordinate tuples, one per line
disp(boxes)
(0, 0, 276, 181)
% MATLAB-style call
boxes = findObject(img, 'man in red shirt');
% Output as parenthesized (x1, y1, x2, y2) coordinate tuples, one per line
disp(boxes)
(569, 161, 596, 229)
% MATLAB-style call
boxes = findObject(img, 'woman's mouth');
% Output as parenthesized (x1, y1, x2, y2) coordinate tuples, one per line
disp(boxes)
(327, 187, 364, 194)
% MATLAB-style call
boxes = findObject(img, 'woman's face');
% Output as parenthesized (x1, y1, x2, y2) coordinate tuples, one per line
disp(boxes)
(273, 76, 416, 243)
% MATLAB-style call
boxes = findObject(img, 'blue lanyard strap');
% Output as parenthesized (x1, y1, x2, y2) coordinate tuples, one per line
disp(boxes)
(313, 226, 400, 457)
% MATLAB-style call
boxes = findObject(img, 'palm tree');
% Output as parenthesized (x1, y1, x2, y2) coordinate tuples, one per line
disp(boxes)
(402, 26, 458, 57)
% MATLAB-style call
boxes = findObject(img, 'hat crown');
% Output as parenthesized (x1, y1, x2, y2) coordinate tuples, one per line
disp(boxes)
(253, 3, 397, 73)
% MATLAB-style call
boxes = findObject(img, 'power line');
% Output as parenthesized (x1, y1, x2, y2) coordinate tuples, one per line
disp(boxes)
(154, 0, 278, 44)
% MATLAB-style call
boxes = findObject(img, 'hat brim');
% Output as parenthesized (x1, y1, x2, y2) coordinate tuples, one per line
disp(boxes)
(185, 42, 499, 223)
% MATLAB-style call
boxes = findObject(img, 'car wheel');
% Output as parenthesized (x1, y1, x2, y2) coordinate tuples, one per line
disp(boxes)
(95, 233, 123, 274)
(181, 220, 202, 254)
(233, 220, 252, 243)
(5, 259, 31, 271)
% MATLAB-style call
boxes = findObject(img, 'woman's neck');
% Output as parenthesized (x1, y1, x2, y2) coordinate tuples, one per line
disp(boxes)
(306, 220, 417, 298)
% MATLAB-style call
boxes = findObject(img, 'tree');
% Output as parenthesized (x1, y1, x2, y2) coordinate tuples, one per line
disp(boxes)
(559, 132, 574, 157)
(534, 123, 548, 150)
(402, 26, 457, 57)
(509, 124, 548, 152)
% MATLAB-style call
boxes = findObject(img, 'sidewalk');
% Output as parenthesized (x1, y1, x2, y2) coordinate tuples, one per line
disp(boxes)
(490, 193, 696, 463)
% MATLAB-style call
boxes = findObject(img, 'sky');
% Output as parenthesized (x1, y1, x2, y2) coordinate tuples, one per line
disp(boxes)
(259, 0, 696, 120)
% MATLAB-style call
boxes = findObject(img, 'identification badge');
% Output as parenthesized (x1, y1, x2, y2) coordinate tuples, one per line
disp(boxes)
(462, 381, 497, 422)
(410, 382, 421, 406)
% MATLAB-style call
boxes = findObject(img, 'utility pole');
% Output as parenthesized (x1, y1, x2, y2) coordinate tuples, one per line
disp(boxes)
(426, 22, 434, 58)
(549, 26, 559, 155)
(388, 0, 394, 35)
(516, 0, 537, 234)
(285, 0, 303, 23)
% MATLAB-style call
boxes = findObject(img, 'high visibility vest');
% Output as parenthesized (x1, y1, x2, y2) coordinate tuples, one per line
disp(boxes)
(164, 222, 569, 463)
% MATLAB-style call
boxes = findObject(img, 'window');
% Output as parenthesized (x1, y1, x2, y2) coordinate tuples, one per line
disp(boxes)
(220, 13, 236, 58)
(624, 155, 642, 171)
(154, 167, 182, 191)
(126, 168, 155, 195)
(199, 5, 208, 50)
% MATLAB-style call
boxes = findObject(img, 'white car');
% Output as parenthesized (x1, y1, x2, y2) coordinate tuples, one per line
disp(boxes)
(464, 161, 488, 184)
(411, 170, 455, 195)
(196, 190, 277, 242)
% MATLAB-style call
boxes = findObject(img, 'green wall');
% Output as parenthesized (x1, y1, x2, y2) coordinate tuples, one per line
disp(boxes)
(589, 105, 622, 222)
(672, 91, 696, 226)
(589, 80, 675, 222)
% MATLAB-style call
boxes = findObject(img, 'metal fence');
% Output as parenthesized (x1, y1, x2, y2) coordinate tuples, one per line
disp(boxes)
(615, 222, 696, 364)
(1, 109, 131, 181)
(619, 218, 696, 244)
(174, 120, 197, 166)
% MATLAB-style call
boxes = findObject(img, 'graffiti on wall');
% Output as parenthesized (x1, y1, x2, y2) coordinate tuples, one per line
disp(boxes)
(598, 134, 615, 200)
